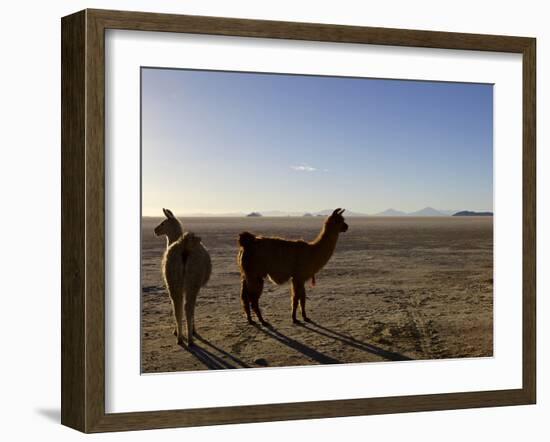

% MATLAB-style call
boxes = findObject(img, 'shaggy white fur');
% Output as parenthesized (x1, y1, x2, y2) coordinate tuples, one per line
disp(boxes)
(155, 209, 212, 346)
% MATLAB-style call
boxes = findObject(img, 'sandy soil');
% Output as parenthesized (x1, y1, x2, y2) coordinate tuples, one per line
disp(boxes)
(141, 216, 493, 373)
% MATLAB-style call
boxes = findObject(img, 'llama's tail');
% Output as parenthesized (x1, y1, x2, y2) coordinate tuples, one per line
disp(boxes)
(238, 231, 256, 248)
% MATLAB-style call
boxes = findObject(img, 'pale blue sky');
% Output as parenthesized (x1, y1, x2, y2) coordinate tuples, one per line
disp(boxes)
(141, 68, 493, 216)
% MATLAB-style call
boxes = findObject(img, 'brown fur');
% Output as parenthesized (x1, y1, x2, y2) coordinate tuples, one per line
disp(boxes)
(237, 208, 348, 325)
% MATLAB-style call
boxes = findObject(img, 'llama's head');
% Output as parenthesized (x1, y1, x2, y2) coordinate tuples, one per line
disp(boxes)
(154, 208, 183, 243)
(326, 208, 348, 233)
(181, 231, 202, 252)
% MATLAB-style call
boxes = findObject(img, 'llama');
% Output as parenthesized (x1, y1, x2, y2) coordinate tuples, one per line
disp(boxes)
(154, 209, 212, 346)
(237, 208, 348, 325)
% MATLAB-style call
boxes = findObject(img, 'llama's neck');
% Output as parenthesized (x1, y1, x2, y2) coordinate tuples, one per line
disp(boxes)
(310, 224, 340, 272)
(165, 225, 183, 247)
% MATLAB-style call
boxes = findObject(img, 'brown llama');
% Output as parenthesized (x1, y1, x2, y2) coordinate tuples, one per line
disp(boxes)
(237, 208, 348, 325)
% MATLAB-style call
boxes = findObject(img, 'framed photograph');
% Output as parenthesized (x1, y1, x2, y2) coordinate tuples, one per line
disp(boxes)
(61, 9, 536, 433)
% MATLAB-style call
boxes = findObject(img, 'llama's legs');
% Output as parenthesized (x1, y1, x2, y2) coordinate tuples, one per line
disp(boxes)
(170, 294, 185, 345)
(249, 278, 267, 326)
(290, 279, 299, 323)
(240, 279, 253, 324)
(174, 326, 194, 336)
(291, 279, 306, 323)
(184, 289, 198, 347)
(299, 288, 310, 322)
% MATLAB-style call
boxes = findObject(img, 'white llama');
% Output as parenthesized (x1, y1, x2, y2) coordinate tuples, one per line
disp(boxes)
(154, 208, 212, 347)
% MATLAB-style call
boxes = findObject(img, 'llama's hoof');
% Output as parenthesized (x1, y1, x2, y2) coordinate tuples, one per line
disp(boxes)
(187, 340, 195, 348)
(176, 335, 185, 346)
(303, 317, 312, 323)
(260, 320, 271, 328)
(247, 318, 256, 325)
(292, 318, 300, 325)
(173, 328, 178, 336)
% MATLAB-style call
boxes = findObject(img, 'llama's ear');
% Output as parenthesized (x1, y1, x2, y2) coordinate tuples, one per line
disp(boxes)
(339, 209, 345, 215)
(163, 208, 175, 219)
(331, 208, 342, 216)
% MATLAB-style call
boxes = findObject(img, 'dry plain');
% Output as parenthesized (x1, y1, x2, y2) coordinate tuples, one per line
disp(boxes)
(141, 216, 493, 373)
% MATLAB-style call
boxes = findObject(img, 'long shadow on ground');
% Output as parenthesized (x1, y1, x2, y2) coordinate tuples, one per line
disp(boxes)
(181, 334, 251, 370)
(254, 323, 340, 364)
(182, 320, 409, 370)
(299, 320, 412, 362)
(180, 342, 236, 370)
(195, 334, 250, 368)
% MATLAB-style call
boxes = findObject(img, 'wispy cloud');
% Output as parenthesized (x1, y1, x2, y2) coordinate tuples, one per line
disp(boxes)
(291, 164, 318, 172)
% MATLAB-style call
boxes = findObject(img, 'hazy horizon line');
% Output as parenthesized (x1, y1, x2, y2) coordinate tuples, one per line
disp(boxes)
(142, 207, 494, 217)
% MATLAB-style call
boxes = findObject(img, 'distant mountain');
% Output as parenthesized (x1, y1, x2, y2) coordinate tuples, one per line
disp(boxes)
(438, 209, 461, 216)
(371, 207, 452, 217)
(453, 211, 493, 217)
(257, 210, 293, 216)
(314, 209, 368, 217)
(187, 207, 489, 218)
(408, 207, 446, 217)
(374, 208, 407, 217)
(168, 207, 479, 218)
(179, 212, 245, 217)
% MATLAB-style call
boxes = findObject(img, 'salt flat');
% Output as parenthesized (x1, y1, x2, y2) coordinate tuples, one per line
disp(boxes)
(141, 216, 493, 373)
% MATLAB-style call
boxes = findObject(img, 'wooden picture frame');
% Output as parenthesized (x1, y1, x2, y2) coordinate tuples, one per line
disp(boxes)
(61, 8, 536, 433)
